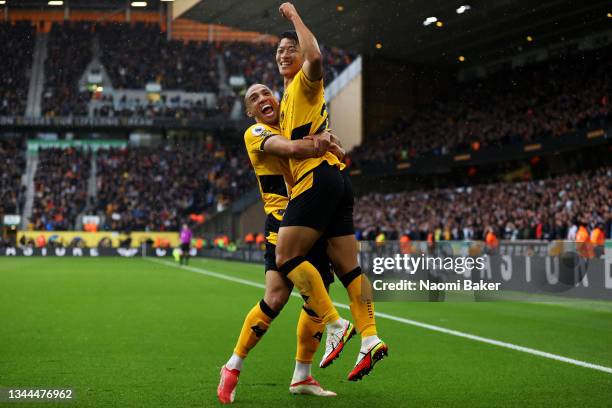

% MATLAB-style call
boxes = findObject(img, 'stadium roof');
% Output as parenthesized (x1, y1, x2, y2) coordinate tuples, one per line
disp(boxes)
(4, 0, 161, 10)
(5, 0, 610, 65)
(181, 0, 612, 65)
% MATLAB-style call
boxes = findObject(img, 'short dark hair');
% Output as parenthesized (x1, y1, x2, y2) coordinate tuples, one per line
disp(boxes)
(279, 30, 299, 46)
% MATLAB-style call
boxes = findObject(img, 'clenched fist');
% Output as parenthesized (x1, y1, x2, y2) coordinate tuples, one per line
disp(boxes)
(279, 2, 300, 21)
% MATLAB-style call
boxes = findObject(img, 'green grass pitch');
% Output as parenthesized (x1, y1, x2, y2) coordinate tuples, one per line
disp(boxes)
(1, 257, 611, 407)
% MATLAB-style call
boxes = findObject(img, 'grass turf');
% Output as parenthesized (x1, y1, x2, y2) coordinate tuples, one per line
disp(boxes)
(0, 257, 611, 407)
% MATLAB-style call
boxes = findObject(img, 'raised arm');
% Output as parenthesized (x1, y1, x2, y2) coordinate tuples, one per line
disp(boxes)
(279, 2, 323, 81)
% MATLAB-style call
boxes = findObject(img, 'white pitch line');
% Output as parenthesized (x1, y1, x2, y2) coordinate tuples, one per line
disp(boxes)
(146, 258, 612, 375)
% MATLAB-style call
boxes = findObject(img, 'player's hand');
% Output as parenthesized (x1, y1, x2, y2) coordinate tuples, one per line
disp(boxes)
(329, 143, 345, 161)
(304, 135, 324, 157)
(304, 131, 331, 157)
(314, 131, 332, 156)
(279, 2, 299, 22)
(328, 130, 343, 147)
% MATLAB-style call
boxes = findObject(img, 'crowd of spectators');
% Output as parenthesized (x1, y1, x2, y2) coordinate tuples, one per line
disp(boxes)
(95, 139, 252, 231)
(0, 22, 35, 116)
(349, 46, 612, 167)
(224, 41, 284, 94)
(0, 139, 27, 220)
(3, 136, 610, 240)
(42, 22, 94, 117)
(99, 22, 220, 92)
(321, 44, 355, 86)
(354, 167, 612, 242)
(31, 148, 92, 230)
(37, 21, 355, 119)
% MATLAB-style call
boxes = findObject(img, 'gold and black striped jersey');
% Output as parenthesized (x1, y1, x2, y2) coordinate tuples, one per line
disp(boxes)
(243, 122, 294, 220)
(279, 68, 345, 197)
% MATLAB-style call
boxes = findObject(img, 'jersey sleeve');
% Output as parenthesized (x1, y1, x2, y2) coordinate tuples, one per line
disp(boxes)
(296, 69, 323, 99)
(244, 124, 277, 154)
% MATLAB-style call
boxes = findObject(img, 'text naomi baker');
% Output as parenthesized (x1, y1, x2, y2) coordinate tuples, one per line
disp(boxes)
(372, 279, 501, 291)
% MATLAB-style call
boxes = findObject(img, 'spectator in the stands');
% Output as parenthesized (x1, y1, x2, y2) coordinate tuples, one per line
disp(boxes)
(354, 167, 611, 242)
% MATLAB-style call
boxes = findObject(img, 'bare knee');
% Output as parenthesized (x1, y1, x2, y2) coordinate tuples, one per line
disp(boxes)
(264, 270, 291, 312)
(327, 238, 359, 275)
(275, 227, 322, 268)
(275, 248, 297, 269)
(264, 286, 290, 312)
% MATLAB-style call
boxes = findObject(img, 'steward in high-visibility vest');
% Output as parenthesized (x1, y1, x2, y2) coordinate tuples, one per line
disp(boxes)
(399, 234, 413, 254)
(375, 232, 386, 246)
(576, 225, 594, 259)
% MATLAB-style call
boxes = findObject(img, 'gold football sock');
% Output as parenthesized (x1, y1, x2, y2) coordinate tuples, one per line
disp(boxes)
(295, 306, 325, 364)
(341, 268, 377, 338)
(233, 300, 278, 358)
(280, 256, 340, 324)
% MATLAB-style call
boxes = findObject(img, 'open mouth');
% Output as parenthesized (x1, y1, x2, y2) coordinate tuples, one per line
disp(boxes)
(261, 104, 274, 116)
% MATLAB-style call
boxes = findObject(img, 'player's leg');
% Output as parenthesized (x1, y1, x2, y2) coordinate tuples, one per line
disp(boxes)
(290, 245, 336, 396)
(180, 243, 188, 265)
(327, 234, 377, 338)
(218, 245, 292, 404)
(275, 225, 339, 322)
(182, 243, 190, 265)
(276, 164, 355, 367)
(275, 163, 345, 323)
(326, 169, 388, 380)
(289, 304, 336, 397)
(232, 270, 291, 362)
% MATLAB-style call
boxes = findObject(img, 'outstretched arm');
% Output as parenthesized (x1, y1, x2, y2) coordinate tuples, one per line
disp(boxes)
(279, 2, 323, 81)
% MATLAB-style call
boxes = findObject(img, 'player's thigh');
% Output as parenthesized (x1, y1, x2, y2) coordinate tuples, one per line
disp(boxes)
(264, 269, 293, 312)
(276, 163, 343, 266)
(275, 225, 322, 266)
(326, 169, 356, 241)
(327, 234, 360, 276)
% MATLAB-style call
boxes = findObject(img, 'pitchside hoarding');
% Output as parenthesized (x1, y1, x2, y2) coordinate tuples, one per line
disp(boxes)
(2, 241, 610, 301)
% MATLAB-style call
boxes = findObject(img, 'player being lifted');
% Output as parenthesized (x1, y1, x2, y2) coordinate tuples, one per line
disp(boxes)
(274, 2, 388, 380)
(217, 83, 344, 403)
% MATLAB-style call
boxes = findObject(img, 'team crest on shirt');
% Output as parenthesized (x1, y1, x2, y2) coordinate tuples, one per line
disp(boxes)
(252, 125, 272, 138)
(252, 125, 265, 136)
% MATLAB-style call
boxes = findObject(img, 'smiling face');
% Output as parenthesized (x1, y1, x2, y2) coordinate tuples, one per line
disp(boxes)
(276, 37, 303, 79)
(244, 84, 280, 126)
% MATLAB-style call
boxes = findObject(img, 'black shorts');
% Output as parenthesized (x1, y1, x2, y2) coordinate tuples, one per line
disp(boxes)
(180, 243, 190, 253)
(281, 162, 355, 238)
(263, 213, 334, 286)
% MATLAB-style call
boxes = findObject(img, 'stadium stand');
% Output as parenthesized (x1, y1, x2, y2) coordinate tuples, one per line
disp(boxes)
(321, 44, 355, 87)
(223, 41, 283, 92)
(31, 148, 92, 231)
(95, 140, 251, 232)
(1, 18, 607, 240)
(349, 45, 612, 167)
(0, 139, 27, 221)
(354, 167, 612, 241)
(91, 93, 226, 119)
(0, 22, 35, 116)
(36, 21, 355, 119)
(42, 22, 94, 117)
(98, 22, 220, 92)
